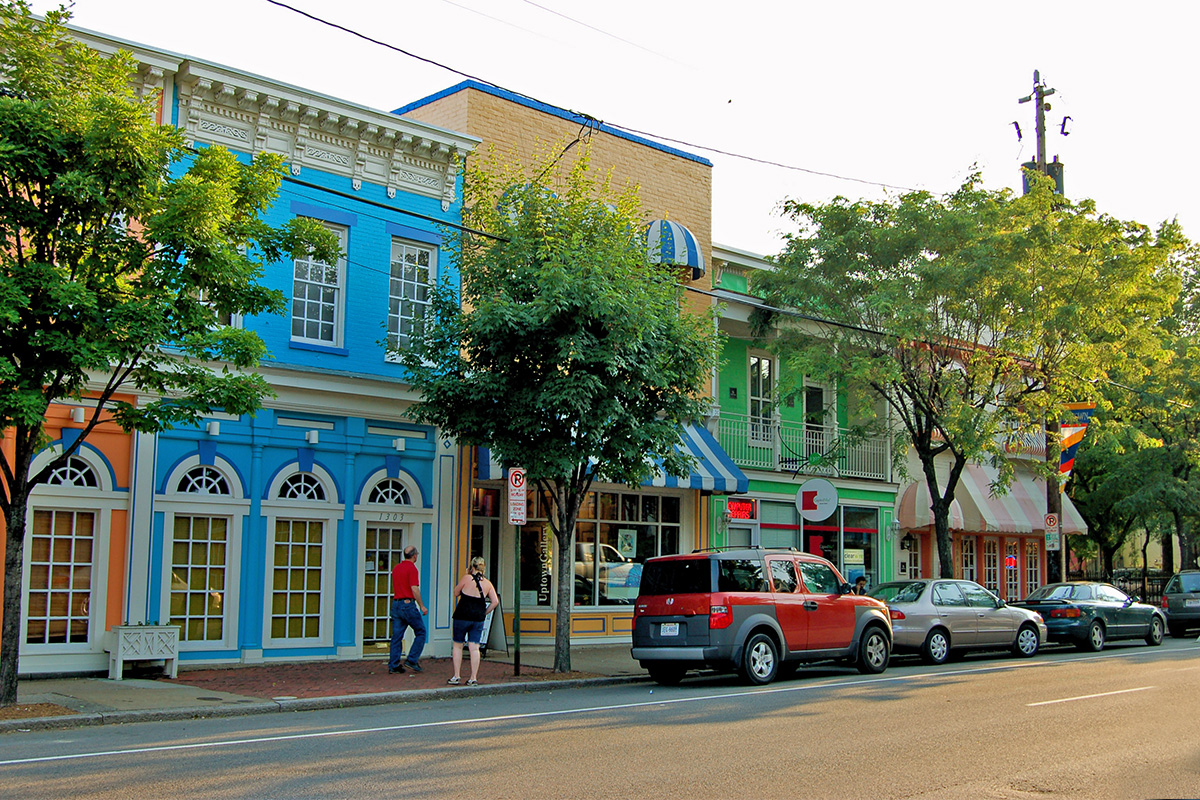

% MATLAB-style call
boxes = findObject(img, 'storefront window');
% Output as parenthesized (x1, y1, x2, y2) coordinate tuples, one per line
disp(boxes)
(520, 524, 554, 607)
(575, 492, 680, 607)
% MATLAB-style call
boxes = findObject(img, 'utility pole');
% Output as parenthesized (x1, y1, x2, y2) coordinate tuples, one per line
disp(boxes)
(1018, 70, 1066, 584)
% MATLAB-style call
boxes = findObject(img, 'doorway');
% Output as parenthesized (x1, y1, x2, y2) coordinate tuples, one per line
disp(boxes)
(363, 524, 409, 648)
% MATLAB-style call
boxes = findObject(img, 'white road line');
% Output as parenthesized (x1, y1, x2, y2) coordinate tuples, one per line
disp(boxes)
(1026, 686, 1156, 706)
(0, 647, 1191, 767)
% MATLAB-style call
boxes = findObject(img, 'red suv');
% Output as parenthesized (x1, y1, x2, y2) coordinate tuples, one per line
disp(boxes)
(631, 548, 892, 685)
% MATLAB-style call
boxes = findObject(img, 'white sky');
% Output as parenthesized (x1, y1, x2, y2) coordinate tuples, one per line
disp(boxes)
(36, 0, 1200, 256)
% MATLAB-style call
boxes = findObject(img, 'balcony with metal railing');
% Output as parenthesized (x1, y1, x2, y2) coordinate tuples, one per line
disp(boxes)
(716, 411, 891, 482)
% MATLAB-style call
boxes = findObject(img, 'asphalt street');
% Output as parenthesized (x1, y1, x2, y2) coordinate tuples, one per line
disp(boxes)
(2, 639, 1198, 799)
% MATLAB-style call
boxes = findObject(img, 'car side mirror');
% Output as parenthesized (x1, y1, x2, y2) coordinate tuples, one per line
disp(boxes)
(840, 582, 852, 595)
(996, 597, 1006, 608)
(1127, 596, 1139, 605)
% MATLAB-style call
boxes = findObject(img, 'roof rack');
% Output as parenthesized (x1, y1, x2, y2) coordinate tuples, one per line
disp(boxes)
(690, 545, 801, 554)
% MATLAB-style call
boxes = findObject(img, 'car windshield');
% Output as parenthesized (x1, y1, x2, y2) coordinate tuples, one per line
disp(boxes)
(870, 582, 926, 603)
(1026, 584, 1082, 601)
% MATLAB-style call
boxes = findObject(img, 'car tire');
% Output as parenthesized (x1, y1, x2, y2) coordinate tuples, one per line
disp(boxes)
(1012, 623, 1040, 657)
(1145, 616, 1164, 646)
(1168, 621, 1187, 639)
(740, 632, 779, 686)
(921, 628, 951, 665)
(856, 626, 890, 674)
(646, 663, 686, 686)
(1076, 620, 1105, 652)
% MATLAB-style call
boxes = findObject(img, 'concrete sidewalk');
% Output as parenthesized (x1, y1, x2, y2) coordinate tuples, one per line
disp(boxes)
(4, 644, 645, 733)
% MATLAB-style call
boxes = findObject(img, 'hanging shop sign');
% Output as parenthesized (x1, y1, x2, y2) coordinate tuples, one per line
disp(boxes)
(796, 478, 838, 522)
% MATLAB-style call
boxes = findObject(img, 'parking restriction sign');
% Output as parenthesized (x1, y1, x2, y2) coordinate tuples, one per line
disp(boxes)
(1044, 513, 1060, 551)
(508, 468, 527, 526)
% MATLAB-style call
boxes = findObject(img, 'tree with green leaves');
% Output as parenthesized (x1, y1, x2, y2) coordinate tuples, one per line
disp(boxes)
(397, 147, 720, 672)
(754, 174, 1184, 579)
(1068, 420, 1160, 578)
(0, 2, 338, 705)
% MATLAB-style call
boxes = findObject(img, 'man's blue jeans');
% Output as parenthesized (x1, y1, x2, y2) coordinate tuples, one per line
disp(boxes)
(389, 599, 426, 670)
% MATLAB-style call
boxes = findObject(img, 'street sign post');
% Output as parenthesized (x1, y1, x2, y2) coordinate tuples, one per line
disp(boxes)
(508, 468, 527, 526)
(1044, 512, 1060, 551)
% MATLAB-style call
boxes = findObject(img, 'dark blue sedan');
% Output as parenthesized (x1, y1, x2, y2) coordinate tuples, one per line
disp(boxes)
(1016, 582, 1165, 652)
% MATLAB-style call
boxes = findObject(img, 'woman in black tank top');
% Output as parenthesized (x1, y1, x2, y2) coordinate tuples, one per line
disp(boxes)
(449, 556, 499, 685)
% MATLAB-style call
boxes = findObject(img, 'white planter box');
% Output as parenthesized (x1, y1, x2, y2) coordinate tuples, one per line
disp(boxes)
(105, 625, 180, 680)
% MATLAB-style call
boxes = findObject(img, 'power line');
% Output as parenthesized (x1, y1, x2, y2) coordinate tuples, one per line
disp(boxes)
(265, 0, 926, 197)
(517, 0, 691, 67)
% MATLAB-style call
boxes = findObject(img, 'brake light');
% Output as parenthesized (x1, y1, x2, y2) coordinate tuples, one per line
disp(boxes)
(709, 604, 732, 629)
(889, 608, 906, 620)
(1162, 596, 1169, 609)
(1049, 608, 1082, 618)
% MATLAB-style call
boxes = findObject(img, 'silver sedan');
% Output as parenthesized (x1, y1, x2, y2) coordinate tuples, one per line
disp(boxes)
(869, 579, 1047, 664)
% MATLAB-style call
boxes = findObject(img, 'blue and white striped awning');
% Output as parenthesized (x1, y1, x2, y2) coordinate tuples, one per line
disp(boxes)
(645, 219, 706, 281)
(476, 423, 747, 495)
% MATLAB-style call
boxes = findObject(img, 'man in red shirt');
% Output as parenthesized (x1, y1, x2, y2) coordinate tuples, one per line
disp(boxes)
(389, 545, 427, 673)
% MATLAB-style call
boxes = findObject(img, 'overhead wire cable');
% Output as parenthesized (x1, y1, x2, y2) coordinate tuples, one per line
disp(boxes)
(264, 0, 929, 196)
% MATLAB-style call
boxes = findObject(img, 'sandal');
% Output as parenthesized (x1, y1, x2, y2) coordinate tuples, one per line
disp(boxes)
(447, 677, 460, 685)
(466, 679, 479, 686)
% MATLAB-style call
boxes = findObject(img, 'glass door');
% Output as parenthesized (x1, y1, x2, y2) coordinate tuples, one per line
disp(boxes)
(363, 524, 409, 648)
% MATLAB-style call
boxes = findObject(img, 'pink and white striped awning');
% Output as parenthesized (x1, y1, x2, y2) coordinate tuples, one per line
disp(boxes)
(897, 464, 1086, 535)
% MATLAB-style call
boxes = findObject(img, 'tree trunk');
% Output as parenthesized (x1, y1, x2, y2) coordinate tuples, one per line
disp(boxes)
(1, 492, 29, 707)
(1101, 545, 1115, 581)
(552, 523, 573, 673)
(934, 505, 953, 578)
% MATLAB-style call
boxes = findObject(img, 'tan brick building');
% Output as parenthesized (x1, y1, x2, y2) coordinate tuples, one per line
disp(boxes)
(394, 81, 742, 645)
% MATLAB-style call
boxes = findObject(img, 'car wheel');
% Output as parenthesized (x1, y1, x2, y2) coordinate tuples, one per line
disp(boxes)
(740, 633, 779, 686)
(857, 626, 890, 674)
(646, 663, 686, 686)
(1076, 620, 1105, 652)
(1169, 621, 1187, 639)
(921, 628, 950, 665)
(1012, 623, 1040, 657)
(1145, 616, 1164, 646)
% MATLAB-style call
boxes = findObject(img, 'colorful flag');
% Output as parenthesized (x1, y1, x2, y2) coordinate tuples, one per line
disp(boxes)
(1059, 402, 1096, 483)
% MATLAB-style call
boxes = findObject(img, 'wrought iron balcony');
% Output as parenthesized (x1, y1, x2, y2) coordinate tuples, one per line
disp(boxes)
(715, 411, 891, 482)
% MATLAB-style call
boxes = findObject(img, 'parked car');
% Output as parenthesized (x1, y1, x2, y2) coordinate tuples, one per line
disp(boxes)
(631, 547, 892, 686)
(575, 543, 639, 604)
(1015, 582, 1166, 651)
(868, 579, 1046, 665)
(1160, 570, 1200, 638)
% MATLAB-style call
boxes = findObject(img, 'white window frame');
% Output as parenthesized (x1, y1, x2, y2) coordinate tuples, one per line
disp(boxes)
(21, 446, 122, 664)
(156, 456, 249, 652)
(387, 237, 437, 357)
(261, 464, 343, 649)
(748, 352, 775, 445)
(291, 221, 347, 347)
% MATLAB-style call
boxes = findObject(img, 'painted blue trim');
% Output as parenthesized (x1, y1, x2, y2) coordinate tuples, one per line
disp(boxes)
(386, 222, 443, 245)
(393, 81, 713, 167)
(178, 650, 241, 661)
(260, 647, 339, 658)
(289, 341, 350, 357)
(290, 200, 358, 227)
(198, 440, 217, 466)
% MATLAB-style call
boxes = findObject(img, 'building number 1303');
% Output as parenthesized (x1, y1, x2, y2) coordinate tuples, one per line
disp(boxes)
(377, 512, 406, 522)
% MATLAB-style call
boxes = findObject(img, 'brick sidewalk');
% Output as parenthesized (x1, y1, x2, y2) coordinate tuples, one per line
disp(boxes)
(160, 657, 568, 699)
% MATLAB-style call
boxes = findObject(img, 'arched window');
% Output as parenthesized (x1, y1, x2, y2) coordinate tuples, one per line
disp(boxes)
(278, 473, 326, 501)
(368, 478, 412, 505)
(47, 456, 99, 488)
(176, 465, 231, 496)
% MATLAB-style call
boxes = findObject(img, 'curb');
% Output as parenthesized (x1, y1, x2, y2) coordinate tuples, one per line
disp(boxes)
(0, 674, 647, 734)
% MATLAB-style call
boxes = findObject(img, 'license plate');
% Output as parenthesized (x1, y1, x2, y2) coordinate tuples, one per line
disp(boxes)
(660, 622, 679, 637)
(1186, 599, 1200, 608)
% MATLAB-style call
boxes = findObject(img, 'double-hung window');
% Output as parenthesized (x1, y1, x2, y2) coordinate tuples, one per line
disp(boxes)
(292, 222, 347, 347)
(388, 238, 435, 353)
(748, 355, 774, 444)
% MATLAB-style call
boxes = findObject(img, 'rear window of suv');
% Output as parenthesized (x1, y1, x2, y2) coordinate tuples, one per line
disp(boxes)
(1167, 573, 1200, 593)
(718, 559, 768, 593)
(640, 559, 713, 595)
